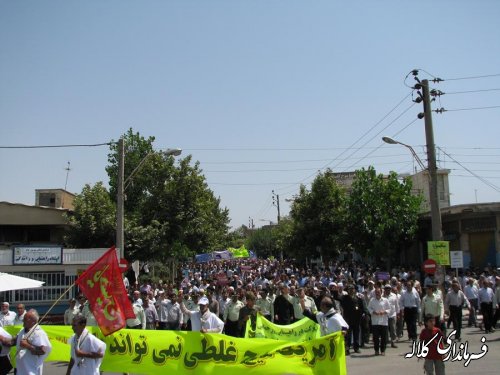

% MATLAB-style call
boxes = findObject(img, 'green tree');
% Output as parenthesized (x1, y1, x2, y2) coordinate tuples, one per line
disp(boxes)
(346, 166, 422, 265)
(106, 129, 230, 262)
(227, 225, 250, 248)
(64, 182, 116, 248)
(289, 169, 348, 261)
(246, 225, 276, 259)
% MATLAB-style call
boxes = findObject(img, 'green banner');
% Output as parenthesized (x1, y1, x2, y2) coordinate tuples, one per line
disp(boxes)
(228, 246, 250, 258)
(428, 241, 450, 265)
(246, 315, 321, 342)
(6, 326, 346, 375)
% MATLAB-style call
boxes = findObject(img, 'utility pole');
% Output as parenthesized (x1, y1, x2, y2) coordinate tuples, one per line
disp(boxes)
(420, 79, 443, 241)
(272, 190, 281, 223)
(116, 138, 125, 259)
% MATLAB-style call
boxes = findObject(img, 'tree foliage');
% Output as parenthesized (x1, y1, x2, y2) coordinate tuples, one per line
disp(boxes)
(107, 129, 230, 261)
(346, 166, 422, 264)
(288, 169, 347, 261)
(66, 128, 230, 262)
(64, 182, 116, 248)
(246, 225, 276, 259)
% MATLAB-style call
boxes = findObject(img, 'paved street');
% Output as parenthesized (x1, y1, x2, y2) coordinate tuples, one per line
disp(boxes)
(346, 325, 499, 375)
(30, 323, 499, 375)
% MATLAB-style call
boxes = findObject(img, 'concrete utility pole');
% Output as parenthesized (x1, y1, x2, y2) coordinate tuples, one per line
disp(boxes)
(272, 190, 281, 223)
(421, 79, 443, 241)
(116, 137, 125, 259)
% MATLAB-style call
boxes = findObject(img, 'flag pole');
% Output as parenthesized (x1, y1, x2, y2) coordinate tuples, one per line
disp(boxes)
(25, 281, 77, 339)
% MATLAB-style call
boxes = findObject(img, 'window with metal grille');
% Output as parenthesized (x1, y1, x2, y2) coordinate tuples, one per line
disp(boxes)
(1, 271, 76, 305)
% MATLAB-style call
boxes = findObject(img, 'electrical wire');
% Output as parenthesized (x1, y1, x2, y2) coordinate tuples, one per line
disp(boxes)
(452, 175, 500, 179)
(200, 153, 411, 165)
(204, 161, 413, 174)
(339, 113, 418, 172)
(436, 105, 500, 112)
(437, 147, 500, 193)
(445, 88, 500, 95)
(443, 73, 500, 81)
(298, 95, 414, 184)
(0, 142, 113, 149)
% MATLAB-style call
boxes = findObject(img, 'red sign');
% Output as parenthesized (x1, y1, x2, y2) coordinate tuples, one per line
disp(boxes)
(422, 259, 437, 274)
(216, 273, 229, 286)
(119, 258, 129, 273)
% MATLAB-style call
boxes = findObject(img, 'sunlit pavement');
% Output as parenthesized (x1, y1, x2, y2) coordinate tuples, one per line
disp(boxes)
(346, 324, 499, 375)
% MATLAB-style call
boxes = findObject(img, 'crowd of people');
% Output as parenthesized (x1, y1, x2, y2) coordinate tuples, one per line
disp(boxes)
(1, 258, 499, 374)
(115, 258, 500, 357)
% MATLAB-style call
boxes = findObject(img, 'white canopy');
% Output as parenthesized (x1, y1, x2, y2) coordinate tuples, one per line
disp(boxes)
(0, 272, 45, 292)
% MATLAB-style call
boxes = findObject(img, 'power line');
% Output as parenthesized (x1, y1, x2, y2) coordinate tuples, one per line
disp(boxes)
(447, 168, 500, 172)
(434, 105, 500, 113)
(339, 115, 418, 172)
(452, 174, 500, 179)
(290, 94, 414, 189)
(445, 88, 500, 95)
(0, 142, 113, 149)
(185, 146, 393, 152)
(437, 147, 500, 193)
(204, 161, 413, 173)
(200, 153, 411, 165)
(443, 73, 500, 81)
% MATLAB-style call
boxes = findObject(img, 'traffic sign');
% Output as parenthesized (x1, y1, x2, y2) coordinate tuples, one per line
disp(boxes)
(450, 251, 464, 268)
(119, 258, 129, 273)
(422, 258, 437, 274)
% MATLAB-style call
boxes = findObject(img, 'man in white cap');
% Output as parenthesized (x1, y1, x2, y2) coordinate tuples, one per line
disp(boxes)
(178, 292, 224, 333)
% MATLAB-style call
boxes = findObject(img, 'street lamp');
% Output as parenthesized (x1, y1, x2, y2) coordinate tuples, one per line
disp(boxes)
(382, 135, 442, 241)
(382, 137, 426, 171)
(116, 138, 182, 259)
(124, 148, 182, 190)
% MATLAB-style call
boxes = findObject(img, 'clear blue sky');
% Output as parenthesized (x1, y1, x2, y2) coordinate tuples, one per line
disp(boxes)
(1, 1, 499, 230)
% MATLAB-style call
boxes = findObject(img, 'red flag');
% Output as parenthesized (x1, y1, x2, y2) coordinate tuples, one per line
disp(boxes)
(76, 246, 135, 336)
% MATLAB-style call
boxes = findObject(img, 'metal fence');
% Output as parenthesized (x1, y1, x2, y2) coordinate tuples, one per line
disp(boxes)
(0, 271, 77, 305)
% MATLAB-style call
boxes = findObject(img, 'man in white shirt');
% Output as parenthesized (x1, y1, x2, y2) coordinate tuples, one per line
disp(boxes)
(157, 291, 183, 330)
(0, 326, 13, 375)
(255, 289, 274, 322)
(0, 302, 16, 327)
(464, 278, 479, 327)
(368, 288, 391, 356)
(293, 288, 317, 320)
(67, 314, 106, 375)
(301, 296, 348, 336)
(478, 279, 495, 333)
(14, 304, 26, 326)
(400, 280, 421, 341)
(126, 296, 146, 330)
(383, 285, 399, 348)
(179, 294, 224, 333)
(64, 299, 79, 326)
(444, 281, 469, 341)
(12, 309, 52, 375)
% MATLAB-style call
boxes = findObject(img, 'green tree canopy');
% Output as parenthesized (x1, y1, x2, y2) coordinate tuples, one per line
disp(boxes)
(107, 129, 230, 261)
(64, 182, 116, 248)
(66, 128, 230, 262)
(346, 166, 422, 265)
(289, 169, 348, 261)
